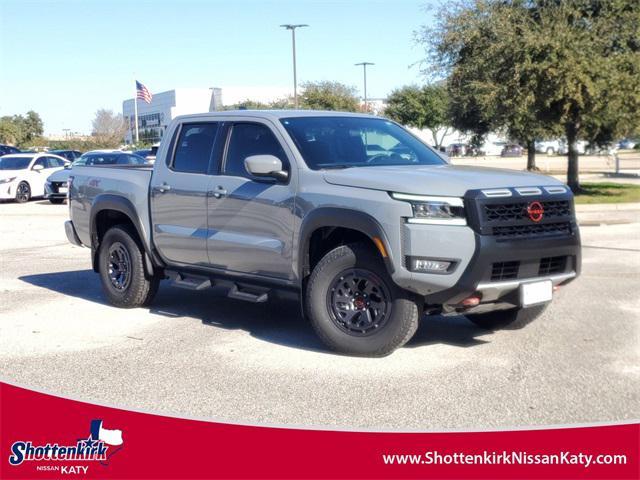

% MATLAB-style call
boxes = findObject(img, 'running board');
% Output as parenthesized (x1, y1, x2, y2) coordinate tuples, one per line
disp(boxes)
(227, 284, 268, 303)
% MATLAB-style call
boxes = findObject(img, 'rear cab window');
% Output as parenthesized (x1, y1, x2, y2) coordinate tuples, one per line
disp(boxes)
(171, 123, 219, 174)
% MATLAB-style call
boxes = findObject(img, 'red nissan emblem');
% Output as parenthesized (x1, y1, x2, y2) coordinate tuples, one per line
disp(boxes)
(527, 201, 544, 222)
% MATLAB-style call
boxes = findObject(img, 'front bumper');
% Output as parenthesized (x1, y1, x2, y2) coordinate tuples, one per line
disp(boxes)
(423, 230, 581, 310)
(0, 182, 17, 199)
(44, 182, 67, 199)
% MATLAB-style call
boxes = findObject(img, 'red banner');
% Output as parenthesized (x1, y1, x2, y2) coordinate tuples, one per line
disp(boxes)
(1, 381, 637, 479)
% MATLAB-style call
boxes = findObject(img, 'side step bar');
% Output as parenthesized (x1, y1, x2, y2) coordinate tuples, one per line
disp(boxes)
(166, 270, 269, 303)
(168, 271, 212, 290)
(227, 284, 268, 303)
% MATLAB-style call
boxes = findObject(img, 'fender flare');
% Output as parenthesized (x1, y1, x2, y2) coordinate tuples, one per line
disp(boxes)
(296, 207, 396, 286)
(89, 194, 161, 274)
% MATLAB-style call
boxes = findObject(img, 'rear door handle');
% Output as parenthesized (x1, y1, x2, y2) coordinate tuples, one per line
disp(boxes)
(153, 182, 171, 194)
(211, 185, 227, 199)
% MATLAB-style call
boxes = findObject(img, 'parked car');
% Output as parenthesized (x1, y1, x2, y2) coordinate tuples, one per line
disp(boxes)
(535, 140, 562, 155)
(501, 144, 524, 157)
(45, 150, 147, 203)
(49, 149, 83, 162)
(0, 144, 22, 156)
(0, 153, 69, 203)
(133, 149, 152, 158)
(536, 139, 588, 155)
(65, 111, 581, 356)
(617, 139, 636, 150)
(446, 143, 468, 157)
(480, 141, 507, 156)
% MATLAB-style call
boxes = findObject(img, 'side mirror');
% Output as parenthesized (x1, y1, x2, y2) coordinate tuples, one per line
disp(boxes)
(244, 155, 289, 181)
(32, 164, 44, 172)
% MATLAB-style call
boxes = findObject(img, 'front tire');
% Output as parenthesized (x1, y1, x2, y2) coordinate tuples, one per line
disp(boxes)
(15, 182, 31, 203)
(306, 243, 420, 356)
(98, 225, 159, 308)
(466, 304, 547, 330)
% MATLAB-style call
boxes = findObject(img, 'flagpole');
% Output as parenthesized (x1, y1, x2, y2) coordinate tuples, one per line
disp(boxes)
(133, 78, 139, 145)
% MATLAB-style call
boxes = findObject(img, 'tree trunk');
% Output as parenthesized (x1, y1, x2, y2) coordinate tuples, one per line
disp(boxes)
(526, 140, 537, 171)
(566, 123, 580, 193)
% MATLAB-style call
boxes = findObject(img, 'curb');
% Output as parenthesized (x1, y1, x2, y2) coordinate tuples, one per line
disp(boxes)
(574, 202, 640, 212)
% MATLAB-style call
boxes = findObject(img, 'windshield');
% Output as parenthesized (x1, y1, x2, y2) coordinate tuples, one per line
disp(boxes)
(0, 156, 32, 170)
(280, 116, 446, 170)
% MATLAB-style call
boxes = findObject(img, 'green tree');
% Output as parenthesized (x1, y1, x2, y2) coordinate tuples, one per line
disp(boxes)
(0, 117, 22, 145)
(225, 99, 271, 110)
(385, 84, 452, 148)
(21, 111, 44, 142)
(300, 81, 360, 112)
(421, 0, 640, 190)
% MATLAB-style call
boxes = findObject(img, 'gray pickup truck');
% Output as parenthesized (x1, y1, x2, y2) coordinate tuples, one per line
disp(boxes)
(65, 111, 581, 356)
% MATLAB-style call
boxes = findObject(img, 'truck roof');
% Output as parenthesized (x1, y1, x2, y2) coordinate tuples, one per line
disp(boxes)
(174, 110, 377, 122)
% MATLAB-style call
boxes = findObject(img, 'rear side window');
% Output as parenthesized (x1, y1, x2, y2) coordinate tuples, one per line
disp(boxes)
(224, 123, 287, 178)
(172, 123, 218, 174)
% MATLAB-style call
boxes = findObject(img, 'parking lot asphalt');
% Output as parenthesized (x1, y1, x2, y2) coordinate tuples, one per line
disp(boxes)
(1, 200, 638, 430)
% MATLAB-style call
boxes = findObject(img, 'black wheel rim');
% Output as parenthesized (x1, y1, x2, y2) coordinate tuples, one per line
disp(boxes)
(326, 268, 392, 336)
(16, 183, 29, 202)
(108, 242, 132, 291)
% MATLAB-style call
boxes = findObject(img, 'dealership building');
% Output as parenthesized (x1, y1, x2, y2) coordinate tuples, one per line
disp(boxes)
(122, 86, 292, 144)
(122, 88, 223, 144)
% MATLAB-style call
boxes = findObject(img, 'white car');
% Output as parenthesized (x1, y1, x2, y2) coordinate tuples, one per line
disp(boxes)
(0, 153, 69, 203)
(480, 140, 507, 156)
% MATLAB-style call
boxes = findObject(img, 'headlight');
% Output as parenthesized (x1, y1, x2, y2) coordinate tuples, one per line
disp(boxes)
(0, 177, 16, 184)
(390, 193, 466, 225)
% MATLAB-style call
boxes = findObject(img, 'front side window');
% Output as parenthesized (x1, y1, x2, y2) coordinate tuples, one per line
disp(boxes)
(172, 123, 218, 174)
(224, 123, 287, 178)
(33, 157, 48, 169)
(280, 116, 445, 170)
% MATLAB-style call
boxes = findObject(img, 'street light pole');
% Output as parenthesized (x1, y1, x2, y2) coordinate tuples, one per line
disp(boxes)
(355, 62, 374, 111)
(280, 24, 308, 108)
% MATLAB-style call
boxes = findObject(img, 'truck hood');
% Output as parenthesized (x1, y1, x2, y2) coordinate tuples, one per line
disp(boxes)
(322, 164, 564, 196)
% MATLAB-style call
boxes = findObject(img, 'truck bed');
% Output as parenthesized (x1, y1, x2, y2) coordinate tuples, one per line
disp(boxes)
(69, 165, 154, 249)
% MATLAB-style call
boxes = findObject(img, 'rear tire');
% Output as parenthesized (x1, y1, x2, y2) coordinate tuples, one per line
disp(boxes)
(49, 198, 65, 204)
(306, 243, 421, 356)
(466, 304, 547, 330)
(15, 182, 30, 203)
(98, 225, 159, 308)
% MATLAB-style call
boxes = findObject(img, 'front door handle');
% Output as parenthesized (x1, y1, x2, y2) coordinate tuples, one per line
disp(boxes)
(212, 185, 227, 199)
(152, 182, 171, 194)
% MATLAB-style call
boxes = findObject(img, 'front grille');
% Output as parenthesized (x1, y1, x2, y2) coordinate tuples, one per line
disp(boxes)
(539, 256, 567, 276)
(485, 256, 571, 283)
(484, 200, 571, 222)
(493, 222, 572, 239)
(50, 181, 66, 193)
(491, 261, 520, 281)
(467, 188, 575, 240)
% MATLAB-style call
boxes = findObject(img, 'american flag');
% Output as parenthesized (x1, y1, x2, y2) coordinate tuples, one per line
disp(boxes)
(136, 80, 152, 104)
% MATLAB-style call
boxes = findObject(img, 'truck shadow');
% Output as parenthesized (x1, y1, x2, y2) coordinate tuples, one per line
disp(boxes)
(20, 270, 490, 354)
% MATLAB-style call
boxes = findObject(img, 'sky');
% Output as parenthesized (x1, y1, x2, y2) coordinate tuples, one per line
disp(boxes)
(0, 0, 438, 136)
